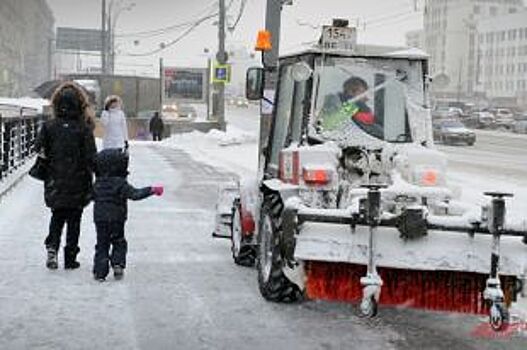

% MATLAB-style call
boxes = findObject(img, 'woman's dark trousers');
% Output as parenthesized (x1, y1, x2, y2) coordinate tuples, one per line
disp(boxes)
(44, 208, 83, 268)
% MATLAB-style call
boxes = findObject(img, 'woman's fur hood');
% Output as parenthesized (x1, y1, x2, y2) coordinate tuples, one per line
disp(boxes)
(50, 81, 95, 129)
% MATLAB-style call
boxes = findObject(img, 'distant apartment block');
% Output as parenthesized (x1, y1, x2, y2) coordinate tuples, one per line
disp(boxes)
(406, 30, 426, 49)
(424, 0, 524, 98)
(477, 10, 527, 106)
(0, 0, 54, 97)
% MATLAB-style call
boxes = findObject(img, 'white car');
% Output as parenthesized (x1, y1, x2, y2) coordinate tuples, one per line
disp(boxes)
(468, 111, 495, 129)
(494, 108, 514, 119)
(491, 108, 515, 130)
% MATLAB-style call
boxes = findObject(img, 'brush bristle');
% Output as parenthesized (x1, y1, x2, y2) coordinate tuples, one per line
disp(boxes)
(305, 261, 516, 314)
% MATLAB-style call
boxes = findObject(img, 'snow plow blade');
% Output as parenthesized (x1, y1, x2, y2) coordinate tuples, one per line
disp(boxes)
(285, 206, 527, 315)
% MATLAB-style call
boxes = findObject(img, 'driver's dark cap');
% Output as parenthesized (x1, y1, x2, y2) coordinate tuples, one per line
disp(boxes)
(343, 77, 368, 92)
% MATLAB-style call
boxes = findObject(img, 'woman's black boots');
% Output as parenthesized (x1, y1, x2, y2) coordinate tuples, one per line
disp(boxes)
(46, 248, 58, 270)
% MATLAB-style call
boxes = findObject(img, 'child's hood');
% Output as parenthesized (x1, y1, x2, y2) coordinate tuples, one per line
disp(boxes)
(95, 149, 129, 177)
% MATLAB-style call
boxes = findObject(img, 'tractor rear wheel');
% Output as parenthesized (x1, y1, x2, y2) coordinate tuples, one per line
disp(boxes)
(257, 193, 302, 302)
(231, 199, 256, 267)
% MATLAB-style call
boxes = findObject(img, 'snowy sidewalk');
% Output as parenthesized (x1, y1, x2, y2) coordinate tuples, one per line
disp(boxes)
(0, 143, 227, 349)
(0, 144, 180, 349)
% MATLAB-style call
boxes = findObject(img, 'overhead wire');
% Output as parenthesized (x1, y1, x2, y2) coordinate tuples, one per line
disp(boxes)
(365, 12, 422, 30)
(229, 0, 247, 31)
(123, 0, 236, 57)
(124, 14, 217, 56)
(115, 0, 219, 39)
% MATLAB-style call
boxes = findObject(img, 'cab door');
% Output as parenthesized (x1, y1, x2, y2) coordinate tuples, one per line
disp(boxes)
(264, 63, 310, 178)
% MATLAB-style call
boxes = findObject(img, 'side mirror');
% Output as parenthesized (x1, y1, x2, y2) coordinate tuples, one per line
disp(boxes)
(246, 67, 265, 101)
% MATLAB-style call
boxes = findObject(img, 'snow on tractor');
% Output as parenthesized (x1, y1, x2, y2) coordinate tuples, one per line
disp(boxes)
(214, 23, 527, 331)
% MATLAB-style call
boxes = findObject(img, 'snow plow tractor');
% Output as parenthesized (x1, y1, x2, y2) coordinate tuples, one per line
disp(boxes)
(214, 19, 527, 331)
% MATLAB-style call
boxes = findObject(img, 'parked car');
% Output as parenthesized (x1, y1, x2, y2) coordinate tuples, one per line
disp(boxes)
(176, 104, 197, 119)
(490, 108, 515, 130)
(433, 120, 476, 146)
(432, 108, 453, 119)
(493, 108, 514, 119)
(465, 111, 495, 129)
(228, 96, 249, 108)
(494, 116, 515, 131)
(137, 109, 159, 119)
(513, 112, 527, 134)
(513, 111, 527, 121)
(514, 120, 527, 134)
(447, 107, 465, 118)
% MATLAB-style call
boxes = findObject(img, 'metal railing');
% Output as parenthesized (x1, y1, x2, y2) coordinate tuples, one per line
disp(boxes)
(0, 105, 47, 182)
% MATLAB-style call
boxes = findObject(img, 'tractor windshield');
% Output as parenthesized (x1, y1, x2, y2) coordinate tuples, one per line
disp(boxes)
(313, 56, 422, 143)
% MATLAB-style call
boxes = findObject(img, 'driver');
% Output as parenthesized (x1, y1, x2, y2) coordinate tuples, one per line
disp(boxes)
(320, 77, 375, 131)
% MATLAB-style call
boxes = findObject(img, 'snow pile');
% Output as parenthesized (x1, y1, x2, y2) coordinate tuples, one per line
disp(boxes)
(0, 97, 50, 113)
(158, 125, 259, 178)
(205, 128, 258, 146)
(447, 167, 527, 225)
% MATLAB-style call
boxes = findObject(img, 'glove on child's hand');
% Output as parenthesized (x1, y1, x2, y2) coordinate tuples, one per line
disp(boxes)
(151, 185, 164, 196)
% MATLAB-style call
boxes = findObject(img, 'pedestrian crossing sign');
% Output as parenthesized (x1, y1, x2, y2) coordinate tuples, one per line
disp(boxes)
(213, 64, 231, 84)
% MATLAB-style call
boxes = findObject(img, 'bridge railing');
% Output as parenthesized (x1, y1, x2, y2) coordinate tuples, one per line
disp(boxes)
(0, 105, 47, 182)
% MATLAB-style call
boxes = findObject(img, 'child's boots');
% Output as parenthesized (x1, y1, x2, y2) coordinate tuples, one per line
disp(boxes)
(64, 247, 80, 269)
(113, 265, 124, 280)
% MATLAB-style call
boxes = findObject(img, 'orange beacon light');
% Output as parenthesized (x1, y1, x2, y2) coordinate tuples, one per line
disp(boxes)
(255, 30, 272, 52)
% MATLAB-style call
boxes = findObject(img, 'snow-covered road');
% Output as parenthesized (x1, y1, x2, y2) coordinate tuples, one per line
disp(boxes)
(1, 106, 526, 349)
(437, 130, 527, 222)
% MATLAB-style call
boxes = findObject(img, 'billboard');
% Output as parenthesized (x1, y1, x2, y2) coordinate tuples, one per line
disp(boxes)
(56, 27, 103, 51)
(163, 67, 208, 102)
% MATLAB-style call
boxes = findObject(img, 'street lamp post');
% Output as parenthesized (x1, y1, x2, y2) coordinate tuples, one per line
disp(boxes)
(203, 48, 213, 121)
(214, 0, 227, 131)
(101, 0, 107, 74)
(107, 0, 135, 74)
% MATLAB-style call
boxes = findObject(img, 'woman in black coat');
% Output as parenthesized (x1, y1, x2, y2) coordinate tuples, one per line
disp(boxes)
(36, 82, 97, 270)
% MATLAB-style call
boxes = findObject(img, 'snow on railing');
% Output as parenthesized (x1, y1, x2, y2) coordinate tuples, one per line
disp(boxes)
(0, 105, 47, 184)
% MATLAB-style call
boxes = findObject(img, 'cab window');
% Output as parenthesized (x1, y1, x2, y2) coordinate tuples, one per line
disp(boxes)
(269, 65, 294, 168)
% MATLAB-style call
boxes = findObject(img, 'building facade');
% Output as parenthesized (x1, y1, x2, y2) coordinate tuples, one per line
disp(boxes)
(406, 29, 426, 49)
(0, 0, 54, 97)
(477, 11, 527, 107)
(424, 0, 524, 98)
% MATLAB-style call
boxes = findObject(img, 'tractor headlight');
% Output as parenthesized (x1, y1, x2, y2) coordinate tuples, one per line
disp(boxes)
(413, 167, 445, 187)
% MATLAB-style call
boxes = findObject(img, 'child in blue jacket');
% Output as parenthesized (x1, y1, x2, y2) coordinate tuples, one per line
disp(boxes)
(93, 149, 163, 281)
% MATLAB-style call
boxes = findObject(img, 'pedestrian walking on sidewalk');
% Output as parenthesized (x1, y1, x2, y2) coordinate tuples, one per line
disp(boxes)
(149, 111, 164, 141)
(92, 148, 164, 281)
(101, 95, 129, 151)
(35, 82, 97, 270)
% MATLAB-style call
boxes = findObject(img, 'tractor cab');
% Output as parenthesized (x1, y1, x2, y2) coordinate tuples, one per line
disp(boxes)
(247, 47, 432, 184)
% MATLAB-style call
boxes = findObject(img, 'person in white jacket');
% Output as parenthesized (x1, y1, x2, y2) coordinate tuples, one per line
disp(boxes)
(101, 95, 129, 150)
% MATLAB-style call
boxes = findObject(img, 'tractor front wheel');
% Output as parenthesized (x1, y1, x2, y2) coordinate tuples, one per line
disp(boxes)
(489, 303, 510, 332)
(257, 194, 302, 302)
(231, 199, 256, 267)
